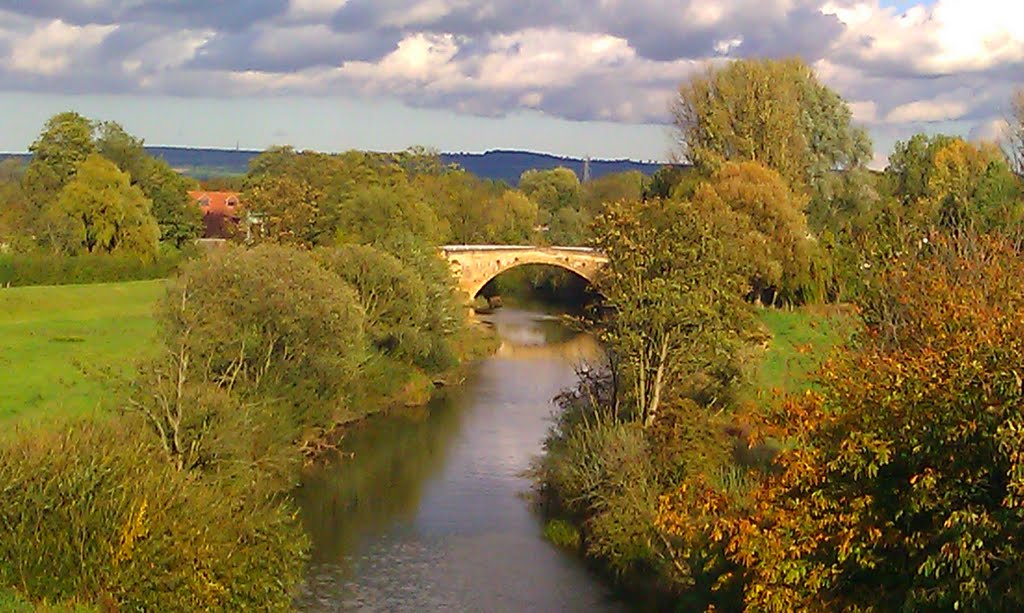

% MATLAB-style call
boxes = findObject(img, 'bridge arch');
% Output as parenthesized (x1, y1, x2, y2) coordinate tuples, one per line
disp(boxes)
(440, 245, 608, 300)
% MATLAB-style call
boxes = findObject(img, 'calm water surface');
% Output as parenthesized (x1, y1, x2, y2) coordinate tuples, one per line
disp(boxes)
(296, 309, 628, 612)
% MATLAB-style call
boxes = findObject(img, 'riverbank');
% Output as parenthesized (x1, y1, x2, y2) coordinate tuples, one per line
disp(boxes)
(534, 304, 859, 607)
(0, 275, 501, 610)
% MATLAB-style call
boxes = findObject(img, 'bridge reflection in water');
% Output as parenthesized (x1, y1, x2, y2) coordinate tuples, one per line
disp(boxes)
(486, 310, 602, 363)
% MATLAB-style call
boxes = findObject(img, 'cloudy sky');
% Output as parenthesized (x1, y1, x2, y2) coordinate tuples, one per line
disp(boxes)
(0, 0, 1020, 165)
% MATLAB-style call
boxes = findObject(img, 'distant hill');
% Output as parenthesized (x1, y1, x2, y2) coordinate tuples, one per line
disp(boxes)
(2, 147, 667, 184)
(439, 150, 665, 184)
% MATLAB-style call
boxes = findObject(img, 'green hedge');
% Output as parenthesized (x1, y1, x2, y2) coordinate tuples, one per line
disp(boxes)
(0, 250, 187, 287)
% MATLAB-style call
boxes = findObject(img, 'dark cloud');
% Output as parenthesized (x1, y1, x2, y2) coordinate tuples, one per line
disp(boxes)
(188, 27, 399, 72)
(0, 0, 289, 31)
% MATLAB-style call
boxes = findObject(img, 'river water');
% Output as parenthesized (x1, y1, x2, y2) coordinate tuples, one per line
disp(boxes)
(296, 309, 628, 612)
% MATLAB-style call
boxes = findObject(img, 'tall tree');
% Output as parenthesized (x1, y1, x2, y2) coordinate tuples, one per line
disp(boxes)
(591, 197, 751, 426)
(22, 112, 97, 245)
(96, 122, 202, 247)
(672, 58, 870, 192)
(45, 154, 159, 257)
(23, 112, 96, 201)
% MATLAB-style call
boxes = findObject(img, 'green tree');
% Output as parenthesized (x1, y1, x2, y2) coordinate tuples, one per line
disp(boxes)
(314, 244, 456, 371)
(885, 133, 959, 207)
(96, 122, 202, 247)
(162, 244, 369, 426)
(23, 112, 96, 202)
(591, 197, 751, 426)
(695, 161, 814, 305)
(881, 136, 1022, 245)
(673, 58, 869, 192)
(138, 158, 203, 247)
(335, 185, 446, 248)
(95, 121, 148, 179)
(581, 171, 645, 215)
(45, 154, 159, 257)
(519, 167, 581, 215)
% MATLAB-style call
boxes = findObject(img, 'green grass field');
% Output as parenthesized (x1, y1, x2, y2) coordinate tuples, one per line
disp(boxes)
(0, 280, 164, 427)
(748, 305, 858, 398)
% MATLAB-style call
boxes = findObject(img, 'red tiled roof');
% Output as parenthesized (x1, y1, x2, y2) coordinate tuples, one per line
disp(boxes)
(188, 191, 242, 239)
(188, 191, 241, 216)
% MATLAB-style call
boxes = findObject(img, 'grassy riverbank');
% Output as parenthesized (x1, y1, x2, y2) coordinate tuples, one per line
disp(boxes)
(748, 304, 858, 396)
(0, 280, 164, 428)
(0, 279, 499, 431)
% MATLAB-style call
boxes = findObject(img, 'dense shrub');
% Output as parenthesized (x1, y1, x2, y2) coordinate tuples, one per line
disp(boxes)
(540, 383, 663, 578)
(0, 249, 185, 287)
(314, 244, 445, 370)
(161, 243, 368, 426)
(727, 234, 1024, 611)
(0, 420, 307, 611)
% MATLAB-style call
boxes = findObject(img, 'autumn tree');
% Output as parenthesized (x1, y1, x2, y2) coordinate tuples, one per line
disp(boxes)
(673, 58, 870, 192)
(242, 174, 324, 246)
(44, 154, 159, 257)
(591, 198, 752, 426)
(0, 160, 31, 250)
(694, 161, 814, 305)
(926, 139, 1022, 234)
(731, 234, 1024, 611)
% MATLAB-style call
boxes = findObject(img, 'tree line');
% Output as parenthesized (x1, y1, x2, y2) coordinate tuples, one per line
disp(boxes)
(538, 58, 1024, 611)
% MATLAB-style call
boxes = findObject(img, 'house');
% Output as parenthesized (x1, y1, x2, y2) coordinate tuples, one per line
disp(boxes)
(188, 191, 241, 239)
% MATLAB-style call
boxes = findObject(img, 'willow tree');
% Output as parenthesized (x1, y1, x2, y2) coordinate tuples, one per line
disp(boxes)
(45, 154, 159, 257)
(672, 58, 870, 193)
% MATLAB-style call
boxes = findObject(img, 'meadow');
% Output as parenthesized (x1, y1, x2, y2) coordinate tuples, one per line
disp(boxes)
(0, 279, 850, 431)
(0, 280, 164, 428)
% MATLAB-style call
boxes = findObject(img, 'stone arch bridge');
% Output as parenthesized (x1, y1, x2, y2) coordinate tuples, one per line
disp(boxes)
(440, 245, 608, 299)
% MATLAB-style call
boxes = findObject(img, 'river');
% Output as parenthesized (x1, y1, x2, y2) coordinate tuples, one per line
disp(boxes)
(296, 308, 629, 612)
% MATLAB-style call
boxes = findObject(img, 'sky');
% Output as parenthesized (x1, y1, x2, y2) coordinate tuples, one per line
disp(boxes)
(0, 0, 1020, 167)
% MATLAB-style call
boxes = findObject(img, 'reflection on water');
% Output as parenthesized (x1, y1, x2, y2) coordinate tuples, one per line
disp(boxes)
(296, 309, 623, 612)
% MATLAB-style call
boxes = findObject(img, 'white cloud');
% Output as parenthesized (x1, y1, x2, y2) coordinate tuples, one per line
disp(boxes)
(9, 19, 114, 75)
(886, 99, 969, 123)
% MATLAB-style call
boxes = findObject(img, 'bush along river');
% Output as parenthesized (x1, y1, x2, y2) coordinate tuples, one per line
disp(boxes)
(296, 308, 630, 611)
